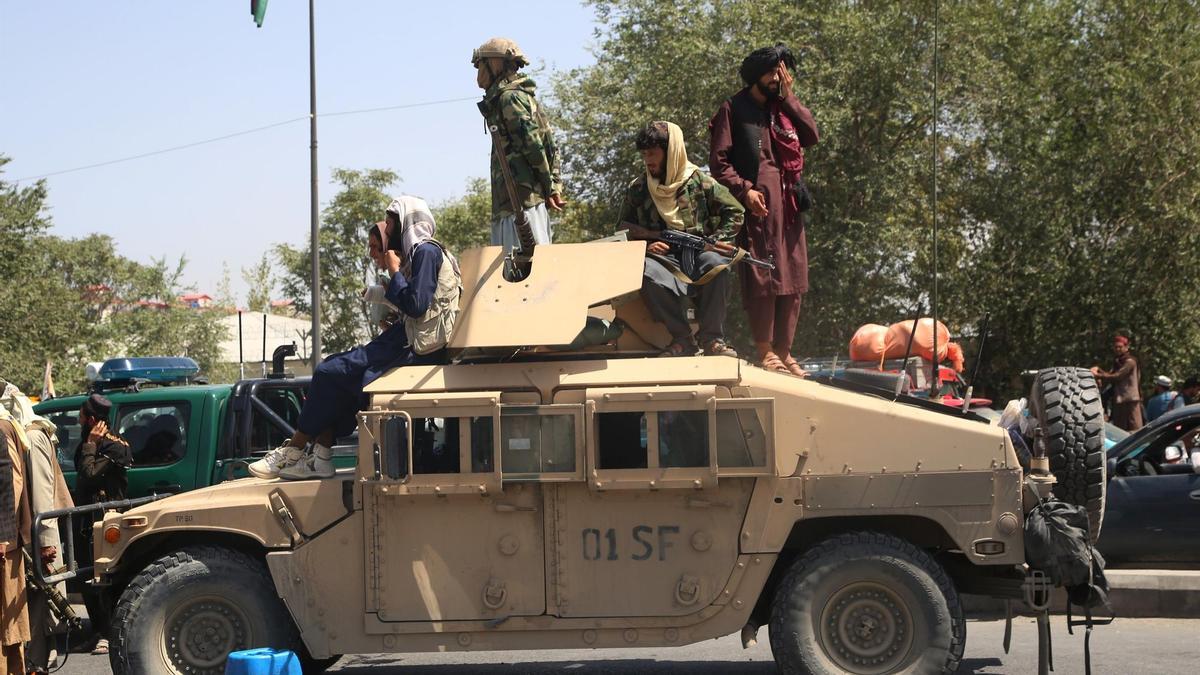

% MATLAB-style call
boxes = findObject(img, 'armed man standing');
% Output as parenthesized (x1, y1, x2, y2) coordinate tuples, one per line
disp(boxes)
(473, 37, 564, 252)
(73, 394, 130, 656)
(0, 384, 73, 674)
(619, 121, 746, 357)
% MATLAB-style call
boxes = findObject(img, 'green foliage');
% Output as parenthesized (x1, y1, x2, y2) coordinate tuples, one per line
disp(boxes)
(554, 0, 1200, 398)
(276, 168, 399, 355)
(0, 156, 228, 393)
(241, 253, 274, 313)
(431, 177, 493, 253)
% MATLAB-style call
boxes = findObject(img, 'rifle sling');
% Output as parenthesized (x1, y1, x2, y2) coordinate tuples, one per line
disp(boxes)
(651, 247, 745, 287)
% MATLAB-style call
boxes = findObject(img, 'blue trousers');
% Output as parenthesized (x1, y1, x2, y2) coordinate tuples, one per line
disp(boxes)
(297, 323, 446, 438)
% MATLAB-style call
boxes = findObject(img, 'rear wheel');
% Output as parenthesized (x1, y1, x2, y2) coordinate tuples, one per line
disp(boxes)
(110, 546, 312, 675)
(769, 531, 965, 675)
(1030, 367, 1106, 542)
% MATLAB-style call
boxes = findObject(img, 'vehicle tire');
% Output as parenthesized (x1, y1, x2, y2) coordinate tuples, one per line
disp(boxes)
(1030, 366, 1106, 542)
(109, 545, 306, 675)
(769, 531, 965, 675)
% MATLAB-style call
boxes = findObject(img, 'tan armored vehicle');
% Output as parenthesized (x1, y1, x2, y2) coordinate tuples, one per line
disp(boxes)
(73, 241, 1103, 675)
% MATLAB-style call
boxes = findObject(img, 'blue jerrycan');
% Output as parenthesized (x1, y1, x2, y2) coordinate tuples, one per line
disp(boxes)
(224, 648, 302, 675)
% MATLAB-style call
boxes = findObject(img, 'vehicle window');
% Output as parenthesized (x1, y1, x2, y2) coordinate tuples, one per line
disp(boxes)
(471, 416, 494, 473)
(46, 409, 81, 472)
(248, 388, 303, 454)
(1118, 418, 1200, 475)
(658, 410, 708, 468)
(412, 417, 460, 474)
(716, 408, 767, 467)
(117, 403, 190, 467)
(596, 411, 648, 469)
(501, 412, 576, 477)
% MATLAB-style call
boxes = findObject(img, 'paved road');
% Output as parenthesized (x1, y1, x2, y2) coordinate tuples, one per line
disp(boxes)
(56, 618, 1200, 674)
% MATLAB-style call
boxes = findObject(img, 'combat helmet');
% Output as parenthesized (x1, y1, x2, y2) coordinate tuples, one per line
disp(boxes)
(471, 37, 529, 68)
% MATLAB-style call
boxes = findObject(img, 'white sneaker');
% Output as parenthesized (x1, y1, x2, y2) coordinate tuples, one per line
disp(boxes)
(278, 444, 335, 480)
(248, 444, 305, 479)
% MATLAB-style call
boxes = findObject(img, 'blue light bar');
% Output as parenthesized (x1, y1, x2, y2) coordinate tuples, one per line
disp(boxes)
(95, 357, 200, 386)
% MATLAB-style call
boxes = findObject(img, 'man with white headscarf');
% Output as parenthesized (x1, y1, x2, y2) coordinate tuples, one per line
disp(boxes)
(618, 121, 745, 357)
(0, 383, 72, 673)
(250, 196, 462, 481)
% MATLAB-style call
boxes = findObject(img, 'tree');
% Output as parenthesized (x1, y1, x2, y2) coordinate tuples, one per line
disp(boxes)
(276, 168, 399, 355)
(242, 253, 274, 313)
(554, 0, 1200, 399)
(431, 177, 493, 253)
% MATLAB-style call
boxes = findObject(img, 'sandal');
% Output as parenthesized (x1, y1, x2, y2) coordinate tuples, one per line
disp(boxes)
(780, 355, 809, 378)
(759, 352, 789, 373)
(702, 339, 738, 357)
(659, 339, 697, 357)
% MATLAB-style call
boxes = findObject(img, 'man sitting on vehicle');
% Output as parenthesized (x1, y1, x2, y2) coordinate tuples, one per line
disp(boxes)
(250, 196, 462, 481)
(618, 121, 745, 357)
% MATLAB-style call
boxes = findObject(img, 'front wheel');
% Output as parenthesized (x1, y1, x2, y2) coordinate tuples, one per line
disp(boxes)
(769, 531, 965, 675)
(109, 546, 305, 675)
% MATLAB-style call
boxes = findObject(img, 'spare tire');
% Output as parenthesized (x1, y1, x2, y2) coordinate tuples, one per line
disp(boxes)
(1030, 367, 1105, 542)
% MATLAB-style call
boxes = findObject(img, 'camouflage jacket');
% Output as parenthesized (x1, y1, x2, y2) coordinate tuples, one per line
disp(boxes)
(618, 169, 745, 240)
(478, 74, 563, 218)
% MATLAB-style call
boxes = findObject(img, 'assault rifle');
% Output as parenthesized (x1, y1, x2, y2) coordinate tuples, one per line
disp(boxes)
(621, 223, 774, 271)
(23, 548, 83, 632)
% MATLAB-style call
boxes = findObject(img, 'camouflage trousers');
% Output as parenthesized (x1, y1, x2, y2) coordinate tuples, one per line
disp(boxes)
(491, 203, 552, 253)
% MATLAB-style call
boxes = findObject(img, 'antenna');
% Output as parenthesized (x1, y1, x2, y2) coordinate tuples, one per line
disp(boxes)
(930, 0, 941, 400)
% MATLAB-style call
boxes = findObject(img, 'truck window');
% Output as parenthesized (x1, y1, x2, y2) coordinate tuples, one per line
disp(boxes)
(716, 408, 768, 467)
(596, 412, 648, 469)
(412, 417, 460, 474)
(658, 410, 708, 468)
(117, 403, 190, 467)
(500, 407, 580, 479)
(47, 409, 81, 472)
(471, 416, 494, 473)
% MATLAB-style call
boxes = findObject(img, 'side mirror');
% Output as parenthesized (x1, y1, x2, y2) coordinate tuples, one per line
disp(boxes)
(1192, 450, 1200, 474)
(1106, 456, 1117, 479)
(383, 415, 411, 480)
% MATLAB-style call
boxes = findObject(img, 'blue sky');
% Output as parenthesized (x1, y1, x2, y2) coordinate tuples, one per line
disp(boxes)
(0, 1, 597, 303)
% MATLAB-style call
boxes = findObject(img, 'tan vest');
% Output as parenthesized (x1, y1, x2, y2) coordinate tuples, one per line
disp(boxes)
(404, 240, 462, 355)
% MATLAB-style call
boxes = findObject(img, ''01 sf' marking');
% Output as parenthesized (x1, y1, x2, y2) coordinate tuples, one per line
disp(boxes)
(581, 525, 680, 561)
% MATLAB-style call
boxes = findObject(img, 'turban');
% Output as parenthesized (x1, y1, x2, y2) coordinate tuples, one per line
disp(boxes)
(82, 393, 112, 419)
(740, 43, 797, 85)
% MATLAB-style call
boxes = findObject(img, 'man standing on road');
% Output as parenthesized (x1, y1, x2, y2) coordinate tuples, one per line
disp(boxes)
(1180, 376, 1200, 405)
(73, 394, 131, 656)
(1092, 332, 1143, 431)
(0, 384, 73, 674)
(473, 37, 564, 252)
(0, 416, 30, 674)
(710, 43, 818, 376)
(619, 121, 744, 357)
(1145, 375, 1184, 422)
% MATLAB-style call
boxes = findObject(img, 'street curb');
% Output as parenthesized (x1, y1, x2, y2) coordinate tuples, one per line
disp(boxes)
(963, 570, 1200, 618)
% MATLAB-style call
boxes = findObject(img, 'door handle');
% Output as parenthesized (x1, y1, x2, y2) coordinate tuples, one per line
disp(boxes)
(153, 482, 183, 495)
(493, 503, 537, 513)
(1189, 489, 1200, 502)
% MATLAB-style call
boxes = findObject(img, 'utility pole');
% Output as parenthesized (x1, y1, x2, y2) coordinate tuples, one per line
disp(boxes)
(308, 0, 322, 367)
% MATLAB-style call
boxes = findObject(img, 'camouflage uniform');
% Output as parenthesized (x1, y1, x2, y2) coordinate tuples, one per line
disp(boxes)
(478, 73, 562, 248)
(619, 170, 744, 239)
(619, 170, 745, 352)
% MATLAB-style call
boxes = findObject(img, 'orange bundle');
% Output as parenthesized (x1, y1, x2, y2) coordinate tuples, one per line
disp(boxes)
(849, 324, 888, 362)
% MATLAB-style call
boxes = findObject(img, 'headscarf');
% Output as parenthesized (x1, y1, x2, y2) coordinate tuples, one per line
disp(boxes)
(383, 196, 460, 275)
(740, 43, 796, 86)
(647, 122, 702, 232)
(0, 381, 55, 436)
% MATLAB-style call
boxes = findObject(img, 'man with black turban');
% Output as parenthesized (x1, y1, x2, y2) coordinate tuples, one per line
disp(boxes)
(710, 44, 818, 376)
(72, 393, 131, 655)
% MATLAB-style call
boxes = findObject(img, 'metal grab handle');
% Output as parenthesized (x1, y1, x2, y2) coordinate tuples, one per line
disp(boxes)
(1189, 489, 1200, 502)
(32, 494, 167, 586)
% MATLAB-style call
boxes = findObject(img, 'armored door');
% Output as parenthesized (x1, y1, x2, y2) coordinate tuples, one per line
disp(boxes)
(549, 386, 774, 617)
(361, 392, 549, 625)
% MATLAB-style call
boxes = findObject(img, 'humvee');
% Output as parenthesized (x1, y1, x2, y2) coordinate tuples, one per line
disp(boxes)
(61, 240, 1103, 675)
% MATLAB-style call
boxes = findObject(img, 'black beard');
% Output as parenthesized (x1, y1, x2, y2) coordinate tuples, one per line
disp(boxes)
(754, 81, 781, 100)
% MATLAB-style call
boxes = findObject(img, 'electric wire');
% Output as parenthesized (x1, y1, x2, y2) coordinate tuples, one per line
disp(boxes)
(11, 95, 479, 183)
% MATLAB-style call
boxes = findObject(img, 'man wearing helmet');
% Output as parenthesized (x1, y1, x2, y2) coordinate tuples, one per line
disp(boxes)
(472, 37, 564, 252)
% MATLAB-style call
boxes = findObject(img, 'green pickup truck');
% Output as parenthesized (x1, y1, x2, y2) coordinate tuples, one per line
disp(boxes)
(33, 357, 356, 498)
